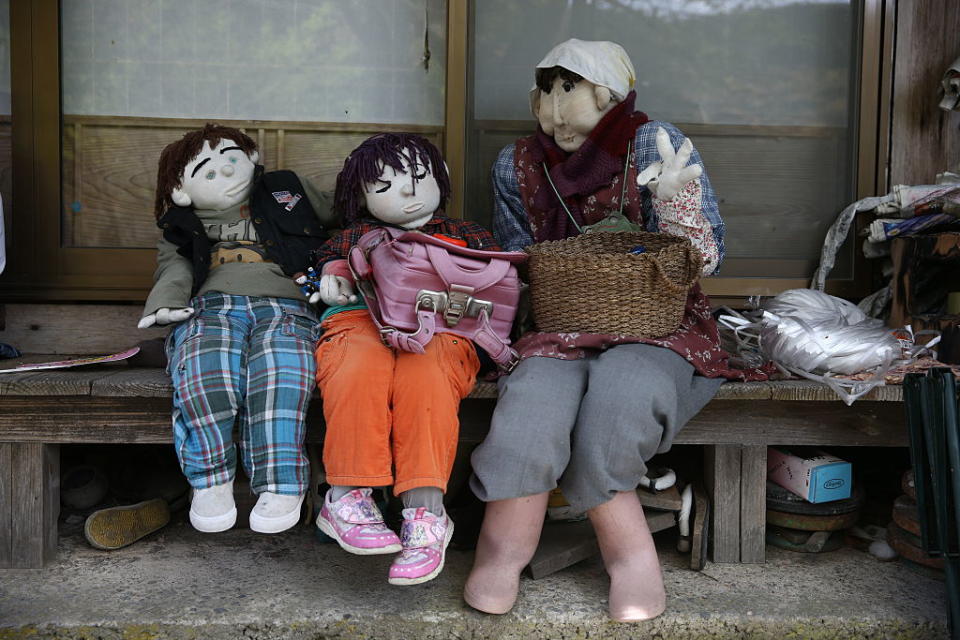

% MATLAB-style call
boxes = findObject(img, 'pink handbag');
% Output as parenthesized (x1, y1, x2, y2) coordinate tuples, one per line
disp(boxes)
(347, 226, 526, 369)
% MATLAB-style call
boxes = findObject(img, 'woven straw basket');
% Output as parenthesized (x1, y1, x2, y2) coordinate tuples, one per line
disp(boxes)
(525, 231, 702, 337)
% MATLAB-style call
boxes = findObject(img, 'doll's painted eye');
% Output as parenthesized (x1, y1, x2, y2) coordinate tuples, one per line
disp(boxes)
(229, 156, 237, 164)
(375, 182, 391, 193)
(413, 172, 426, 180)
(562, 80, 575, 92)
(205, 170, 216, 180)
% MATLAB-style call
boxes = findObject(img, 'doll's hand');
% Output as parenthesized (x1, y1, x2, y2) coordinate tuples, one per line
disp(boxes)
(318, 274, 357, 306)
(137, 307, 194, 329)
(636, 127, 703, 202)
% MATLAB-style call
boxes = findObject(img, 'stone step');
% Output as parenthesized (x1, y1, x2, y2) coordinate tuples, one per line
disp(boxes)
(0, 516, 948, 639)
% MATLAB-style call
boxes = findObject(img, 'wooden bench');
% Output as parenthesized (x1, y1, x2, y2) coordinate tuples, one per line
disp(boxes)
(0, 366, 908, 569)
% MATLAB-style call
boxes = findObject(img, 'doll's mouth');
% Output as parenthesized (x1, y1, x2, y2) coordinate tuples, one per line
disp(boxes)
(224, 179, 251, 197)
(402, 202, 424, 214)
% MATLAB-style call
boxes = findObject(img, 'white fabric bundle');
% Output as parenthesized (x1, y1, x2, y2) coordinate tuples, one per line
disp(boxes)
(759, 289, 900, 376)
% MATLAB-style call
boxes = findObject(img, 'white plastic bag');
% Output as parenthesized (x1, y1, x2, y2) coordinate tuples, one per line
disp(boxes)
(720, 289, 906, 404)
(760, 289, 897, 376)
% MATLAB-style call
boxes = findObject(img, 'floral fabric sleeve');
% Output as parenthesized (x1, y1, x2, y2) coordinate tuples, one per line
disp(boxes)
(635, 121, 725, 275)
(651, 180, 720, 275)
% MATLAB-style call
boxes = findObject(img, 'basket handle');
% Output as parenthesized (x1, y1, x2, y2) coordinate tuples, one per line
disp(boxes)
(646, 244, 702, 294)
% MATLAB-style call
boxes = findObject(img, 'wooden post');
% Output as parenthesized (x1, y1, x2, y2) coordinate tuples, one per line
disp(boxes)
(0, 442, 59, 568)
(705, 444, 741, 563)
(889, 0, 960, 186)
(740, 445, 767, 563)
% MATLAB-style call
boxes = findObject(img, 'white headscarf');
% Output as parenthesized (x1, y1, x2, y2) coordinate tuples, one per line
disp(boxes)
(529, 38, 636, 117)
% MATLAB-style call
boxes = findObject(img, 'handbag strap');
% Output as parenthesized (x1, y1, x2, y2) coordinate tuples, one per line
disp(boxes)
(424, 243, 512, 293)
(469, 308, 520, 371)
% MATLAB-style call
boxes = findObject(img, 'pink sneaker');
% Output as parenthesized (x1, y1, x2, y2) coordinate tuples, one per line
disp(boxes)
(388, 507, 454, 585)
(316, 488, 402, 555)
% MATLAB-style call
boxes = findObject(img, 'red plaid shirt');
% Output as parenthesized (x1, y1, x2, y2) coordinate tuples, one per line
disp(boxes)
(311, 215, 500, 270)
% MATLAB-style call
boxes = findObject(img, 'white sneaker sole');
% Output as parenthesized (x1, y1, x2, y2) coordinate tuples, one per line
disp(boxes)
(249, 494, 305, 534)
(316, 512, 402, 555)
(388, 518, 455, 586)
(189, 506, 237, 533)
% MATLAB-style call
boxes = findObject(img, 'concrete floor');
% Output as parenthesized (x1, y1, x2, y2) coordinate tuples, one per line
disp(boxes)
(0, 514, 950, 640)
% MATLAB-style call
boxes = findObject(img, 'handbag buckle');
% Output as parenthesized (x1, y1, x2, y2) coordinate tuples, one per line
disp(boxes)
(444, 285, 474, 327)
(502, 350, 521, 373)
(416, 286, 494, 328)
(378, 326, 397, 347)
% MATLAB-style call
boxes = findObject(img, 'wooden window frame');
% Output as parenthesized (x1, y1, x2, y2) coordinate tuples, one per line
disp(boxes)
(0, 0, 891, 303)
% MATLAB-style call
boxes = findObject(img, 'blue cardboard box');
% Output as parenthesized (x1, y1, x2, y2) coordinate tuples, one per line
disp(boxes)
(767, 446, 852, 503)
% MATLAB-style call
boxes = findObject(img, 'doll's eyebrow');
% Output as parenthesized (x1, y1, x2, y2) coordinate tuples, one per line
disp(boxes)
(190, 158, 211, 177)
(219, 146, 243, 154)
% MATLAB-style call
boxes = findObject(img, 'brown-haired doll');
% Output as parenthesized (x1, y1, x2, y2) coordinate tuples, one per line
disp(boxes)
(140, 123, 336, 535)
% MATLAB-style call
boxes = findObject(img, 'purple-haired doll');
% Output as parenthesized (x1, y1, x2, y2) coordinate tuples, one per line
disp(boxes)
(307, 133, 500, 586)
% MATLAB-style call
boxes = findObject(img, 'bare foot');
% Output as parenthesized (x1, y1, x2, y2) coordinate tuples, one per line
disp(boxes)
(463, 562, 522, 615)
(588, 490, 666, 622)
(607, 555, 666, 621)
(463, 493, 549, 614)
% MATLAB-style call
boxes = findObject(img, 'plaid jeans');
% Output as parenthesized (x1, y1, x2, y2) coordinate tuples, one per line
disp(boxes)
(166, 293, 320, 495)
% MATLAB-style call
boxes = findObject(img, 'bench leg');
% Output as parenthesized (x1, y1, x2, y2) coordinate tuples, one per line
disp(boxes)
(704, 444, 741, 563)
(0, 442, 60, 568)
(739, 445, 767, 563)
(703, 445, 768, 564)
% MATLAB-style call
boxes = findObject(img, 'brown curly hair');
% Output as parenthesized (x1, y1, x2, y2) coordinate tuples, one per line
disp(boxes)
(153, 123, 258, 219)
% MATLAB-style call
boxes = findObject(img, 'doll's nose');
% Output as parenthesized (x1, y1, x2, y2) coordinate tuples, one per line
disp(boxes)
(399, 180, 414, 196)
(221, 164, 235, 177)
(551, 91, 565, 126)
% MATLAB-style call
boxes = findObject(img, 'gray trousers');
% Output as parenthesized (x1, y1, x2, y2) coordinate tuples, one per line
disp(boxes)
(470, 343, 722, 513)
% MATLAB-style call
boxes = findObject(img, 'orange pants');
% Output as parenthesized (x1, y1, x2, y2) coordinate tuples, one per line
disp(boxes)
(315, 309, 480, 494)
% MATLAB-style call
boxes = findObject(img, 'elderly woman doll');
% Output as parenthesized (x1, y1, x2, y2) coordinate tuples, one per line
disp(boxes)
(141, 124, 334, 535)
(464, 39, 769, 621)
(310, 133, 500, 585)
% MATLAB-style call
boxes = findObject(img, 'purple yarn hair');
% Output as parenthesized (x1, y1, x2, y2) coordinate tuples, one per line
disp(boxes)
(334, 133, 451, 225)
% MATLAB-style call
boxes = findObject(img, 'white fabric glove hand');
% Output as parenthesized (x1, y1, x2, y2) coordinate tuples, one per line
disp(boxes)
(137, 307, 194, 329)
(318, 274, 357, 306)
(636, 126, 703, 202)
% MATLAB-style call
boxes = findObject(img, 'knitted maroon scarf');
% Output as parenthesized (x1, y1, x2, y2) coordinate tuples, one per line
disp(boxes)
(526, 90, 648, 242)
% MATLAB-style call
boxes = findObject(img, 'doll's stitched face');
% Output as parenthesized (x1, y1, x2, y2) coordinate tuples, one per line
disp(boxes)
(362, 153, 440, 229)
(536, 75, 615, 152)
(173, 138, 259, 211)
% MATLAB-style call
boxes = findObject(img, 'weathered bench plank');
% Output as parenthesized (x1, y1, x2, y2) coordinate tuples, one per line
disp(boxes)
(0, 366, 908, 403)
(0, 396, 909, 448)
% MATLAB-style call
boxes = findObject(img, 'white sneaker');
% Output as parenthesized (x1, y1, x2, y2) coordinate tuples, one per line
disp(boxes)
(189, 480, 237, 533)
(249, 492, 305, 534)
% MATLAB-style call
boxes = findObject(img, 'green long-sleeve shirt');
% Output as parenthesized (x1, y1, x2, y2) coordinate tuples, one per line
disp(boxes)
(142, 179, 334, 318)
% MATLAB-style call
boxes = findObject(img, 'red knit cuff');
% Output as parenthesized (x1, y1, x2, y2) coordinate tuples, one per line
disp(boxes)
(321, 259, 352, 281)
